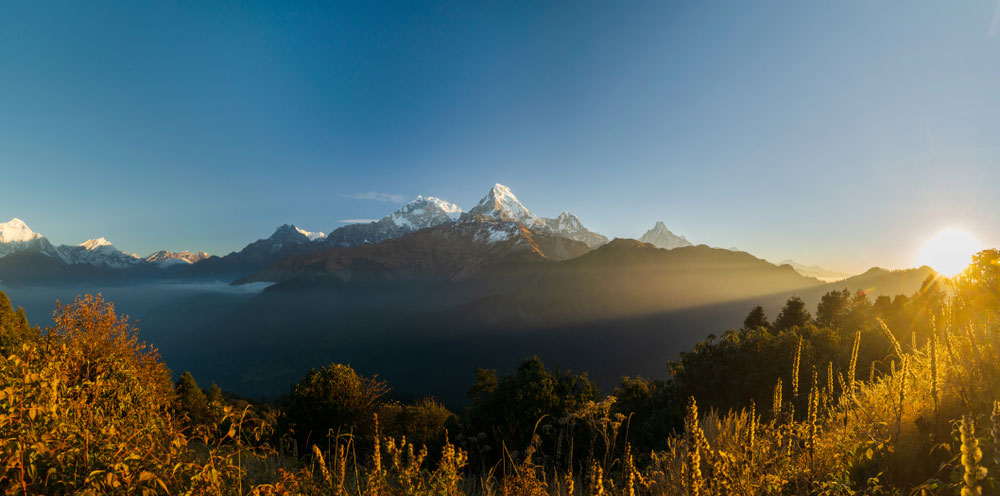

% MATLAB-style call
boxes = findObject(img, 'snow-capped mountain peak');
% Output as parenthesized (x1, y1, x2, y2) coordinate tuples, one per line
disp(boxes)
(0, 218, 43, 243)
(295, 227, 325, 241)
(417, 195, 464, 219)
(539, 211, 609, 248)
(78, 237, 112, 250)
(639, 221, 693, 250)
(145, 250, 214, 267)
(323, 195, 465, 248)
(386, 196, 464, 229)
(464, 183, 539, 225)
(58, 238, 141, 268)
(0, 218, 61, 260)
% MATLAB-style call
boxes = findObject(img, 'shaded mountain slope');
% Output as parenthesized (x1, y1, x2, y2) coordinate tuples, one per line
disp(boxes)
(238, 219, 592, 285)
(433, 239, 826, 328)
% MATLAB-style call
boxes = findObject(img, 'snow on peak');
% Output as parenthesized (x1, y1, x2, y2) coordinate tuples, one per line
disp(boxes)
(145, 250, 213, 266)
(415, 196, 463, 219)
(78, 238, 112, 250)
(639, 222, 693, 250)
(269, 224, 323, 243)
(295, 227, 325, 241)
(384, 195, 465, 229)
(0, 218, 43, 243)
(465, 183, 539, 225)
(539, 211, 609, 248)
(57, 238, 141, 268)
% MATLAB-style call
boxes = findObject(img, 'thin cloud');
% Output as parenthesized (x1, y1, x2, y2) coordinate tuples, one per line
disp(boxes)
(337, 218, 378, 224)
(343, 192, 408, 203)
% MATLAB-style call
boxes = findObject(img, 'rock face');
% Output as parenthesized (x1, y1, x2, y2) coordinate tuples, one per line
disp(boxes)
(324, 196, 463, 248)
(639, 221, 692, 250)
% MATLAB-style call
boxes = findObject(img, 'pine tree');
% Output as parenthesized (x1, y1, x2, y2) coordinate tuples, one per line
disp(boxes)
(774, 296, 812, 331)
(743, 305, 769, 330)
(815, 289, 850, 330)
(175, 371, 209, 425)
(0, 291, 34, 354)
(207, 382, 224, 405)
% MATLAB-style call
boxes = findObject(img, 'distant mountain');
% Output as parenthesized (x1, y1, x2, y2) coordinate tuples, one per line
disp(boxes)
(431, 240, 825, 328)
(832, 266, 940, 298)
(639, 221, 692, 249)
(780, 259, 852, 282)
(539, 212, 608, 249)
(1, 184, 610, 284)
(0, 218, 61, 259)
(462, 183, 541, 226)
(0, 219, 146, 269)
(238, 184, 612, 285)
(323, 196, 463, 248)
(239, 218, 591, 285)
(182, 224, 324, 278)
(461, 184, 608, 248)
(145, 250, 214, 267)
(57, 238, 143, 269)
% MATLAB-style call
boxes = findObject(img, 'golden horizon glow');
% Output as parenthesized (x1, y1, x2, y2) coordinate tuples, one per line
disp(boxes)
(916, 229, 982, 277)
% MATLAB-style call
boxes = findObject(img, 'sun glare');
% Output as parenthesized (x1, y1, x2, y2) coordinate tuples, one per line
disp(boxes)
(916, 229, 982, 277)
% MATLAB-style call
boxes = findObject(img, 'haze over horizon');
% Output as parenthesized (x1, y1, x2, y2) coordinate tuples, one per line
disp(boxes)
(3, 1, 999, 273)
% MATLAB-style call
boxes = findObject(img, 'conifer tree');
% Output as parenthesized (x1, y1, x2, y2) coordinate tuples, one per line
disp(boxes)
(743, 305, 769, 330)
(774, 296, 812, 331)
(0, 291, 34, 354)
(207, 381, 224, 405)
(175, 371, 209, 425)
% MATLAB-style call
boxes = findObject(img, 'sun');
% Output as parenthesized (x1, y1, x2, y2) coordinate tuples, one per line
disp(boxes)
(916, 229, 983, 277)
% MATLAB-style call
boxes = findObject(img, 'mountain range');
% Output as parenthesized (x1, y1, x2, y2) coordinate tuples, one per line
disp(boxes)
(0, 183, 691, 284)
(1, 182, 915, 298)
(0, 183, 951, 402)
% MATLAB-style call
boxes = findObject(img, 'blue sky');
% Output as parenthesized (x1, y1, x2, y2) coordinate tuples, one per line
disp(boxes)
(1, 1, 999, 272)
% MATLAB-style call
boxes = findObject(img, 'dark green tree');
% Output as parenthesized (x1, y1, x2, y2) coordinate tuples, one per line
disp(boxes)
(286, 363, 389, 447)
(0, 292, 36, 354)
(207, 382, 224, 405)
(816, 289, 851, 330)
(845, 290, 873, 332)
(468, 356, 598, 450)
(743, 305, 769, 330)
(175, 371, 209, 426)
(611, 376, 682, 454)
(774, 296, 812, 331)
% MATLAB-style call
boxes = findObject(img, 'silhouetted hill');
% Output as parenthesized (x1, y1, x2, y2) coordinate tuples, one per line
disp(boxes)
(431, 240, 825, 328)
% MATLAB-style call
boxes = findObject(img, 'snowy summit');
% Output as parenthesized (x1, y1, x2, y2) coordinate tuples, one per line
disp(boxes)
(0, 218, 43, 243)
(463, 183, 540, 226)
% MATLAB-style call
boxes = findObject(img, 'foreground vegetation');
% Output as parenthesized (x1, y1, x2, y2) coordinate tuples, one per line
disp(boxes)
(2, 250, 1000, 494)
